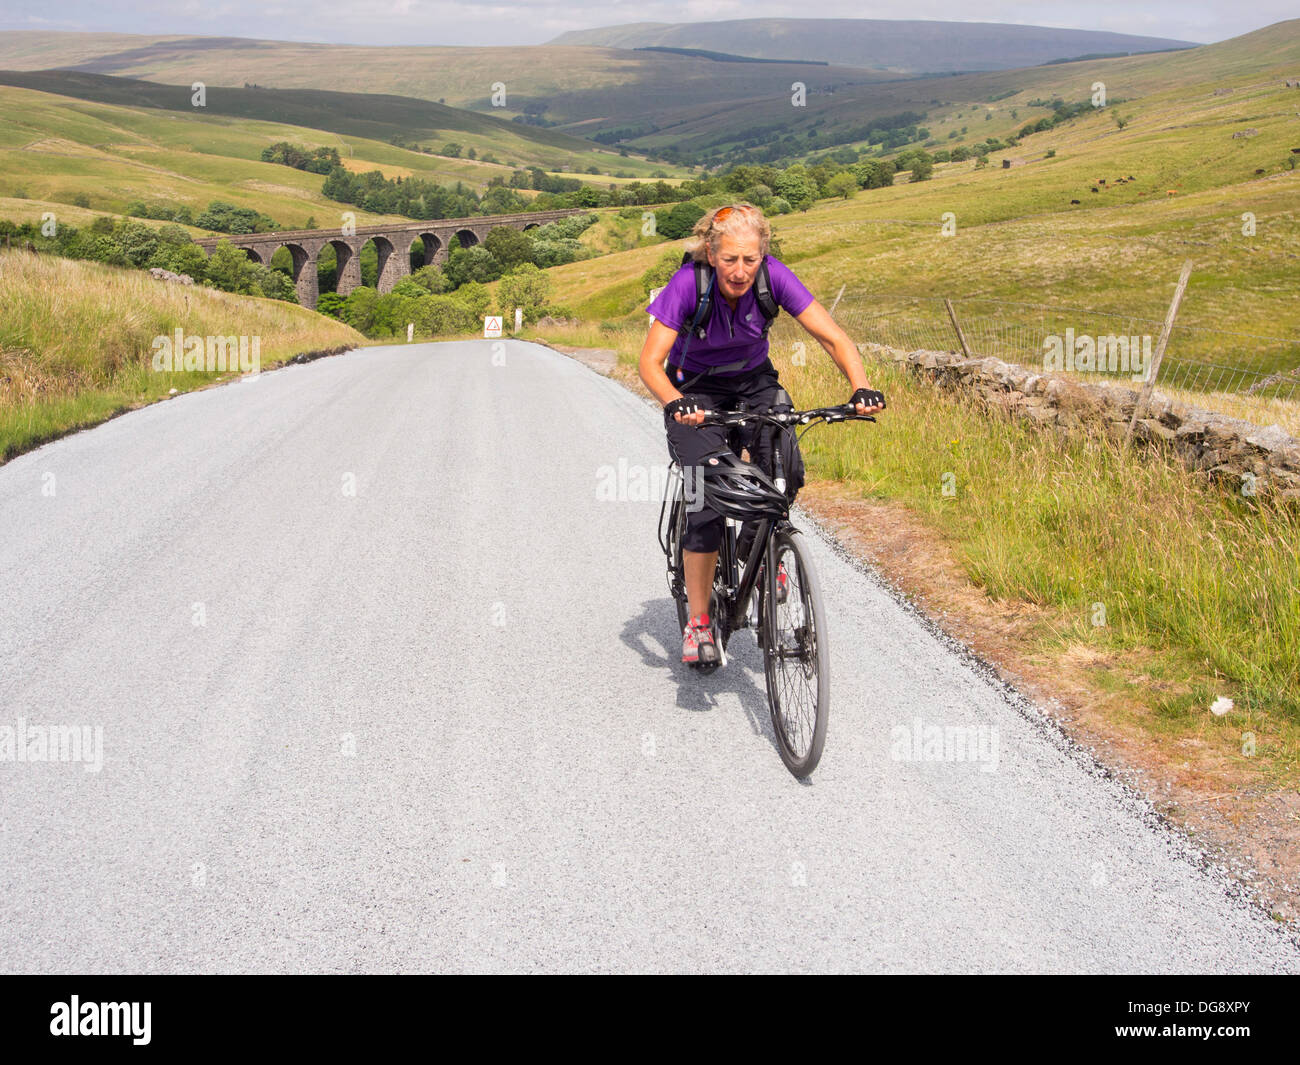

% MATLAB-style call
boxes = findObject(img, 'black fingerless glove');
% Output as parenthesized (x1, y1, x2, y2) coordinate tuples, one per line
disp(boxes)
(664, 393, 707, 427)
(850, 387, 887, 412)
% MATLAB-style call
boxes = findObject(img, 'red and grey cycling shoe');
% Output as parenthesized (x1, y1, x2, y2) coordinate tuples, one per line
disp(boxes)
(682, 613, 720, 667)
(755, 561, 791, 605)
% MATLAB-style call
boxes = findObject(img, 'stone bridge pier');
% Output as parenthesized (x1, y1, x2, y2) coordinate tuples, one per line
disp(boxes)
(194, 209, 578, 310)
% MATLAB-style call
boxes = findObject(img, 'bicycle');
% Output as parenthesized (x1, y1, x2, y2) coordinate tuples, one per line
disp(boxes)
(657, 398, 875, 778)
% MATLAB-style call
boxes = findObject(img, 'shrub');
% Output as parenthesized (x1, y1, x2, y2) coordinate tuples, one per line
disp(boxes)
(496, 263, 552, 324)
(453, 281, 492, 318)
(642, 248, 684, 298)
(416, 294, 477, 335)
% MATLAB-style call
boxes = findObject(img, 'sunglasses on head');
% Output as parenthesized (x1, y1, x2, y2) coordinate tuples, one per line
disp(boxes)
(711, 204, 755, 226)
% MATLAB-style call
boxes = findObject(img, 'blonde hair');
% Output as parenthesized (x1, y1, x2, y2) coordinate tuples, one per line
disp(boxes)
(684, 202, 770, 263)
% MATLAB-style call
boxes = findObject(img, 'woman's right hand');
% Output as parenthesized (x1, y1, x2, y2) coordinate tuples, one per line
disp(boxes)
(663, 394, 709, 427)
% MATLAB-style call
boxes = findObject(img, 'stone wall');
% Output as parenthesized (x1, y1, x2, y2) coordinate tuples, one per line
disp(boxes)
(864, 343, 1300, 502)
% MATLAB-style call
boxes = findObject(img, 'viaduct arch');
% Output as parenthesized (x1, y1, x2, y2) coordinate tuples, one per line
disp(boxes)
(194, 208, 584, 310)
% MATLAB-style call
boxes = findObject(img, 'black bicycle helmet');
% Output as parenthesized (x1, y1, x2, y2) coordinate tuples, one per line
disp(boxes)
(690, 448, 789, 522)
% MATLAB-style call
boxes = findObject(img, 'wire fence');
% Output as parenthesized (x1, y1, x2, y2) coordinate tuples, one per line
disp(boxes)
(826, 293, 1300, 405)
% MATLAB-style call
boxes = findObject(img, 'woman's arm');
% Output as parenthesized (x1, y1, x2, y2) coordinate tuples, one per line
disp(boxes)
(794, 300, 884, 414)
(639, 321, 706, 425)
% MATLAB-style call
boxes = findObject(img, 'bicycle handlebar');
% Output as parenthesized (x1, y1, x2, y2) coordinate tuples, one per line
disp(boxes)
(698, 402, 877, 428)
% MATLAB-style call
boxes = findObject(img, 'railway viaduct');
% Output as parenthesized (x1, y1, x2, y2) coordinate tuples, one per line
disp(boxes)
(195, 208, 583, 309)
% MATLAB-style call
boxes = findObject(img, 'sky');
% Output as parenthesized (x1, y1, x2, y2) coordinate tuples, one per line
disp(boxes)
(0, 0, 1292, 49)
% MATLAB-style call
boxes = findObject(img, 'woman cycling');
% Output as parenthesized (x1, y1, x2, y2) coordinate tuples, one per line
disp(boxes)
(638, 202, 886, 667)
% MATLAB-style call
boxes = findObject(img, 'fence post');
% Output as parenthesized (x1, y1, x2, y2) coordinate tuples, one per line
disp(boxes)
(828, 283, 846, 315)
(945, 298, 972, 357)
(1125, 260, 1193, 443)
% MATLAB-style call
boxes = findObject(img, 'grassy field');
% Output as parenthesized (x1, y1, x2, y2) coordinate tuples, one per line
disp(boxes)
(0, 250, 364, 462)
(0, 81, 687, 231)
(547, 53, 1300, 378)
(0, 31, 887, 131)
(628, 18, 1300, 152)
(3, 21, 1295, 155)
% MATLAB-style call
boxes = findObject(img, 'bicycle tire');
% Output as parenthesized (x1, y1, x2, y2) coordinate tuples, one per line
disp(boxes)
(762, 528, 830, 778)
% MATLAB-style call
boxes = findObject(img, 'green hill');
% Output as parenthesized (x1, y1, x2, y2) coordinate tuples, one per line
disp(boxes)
(2, 24, 1294, 167)
(548, 17, 1197, 73)
(0, 79, 684, 233)
(545, 23, 1300, 365)
(611, 19, 1300, 155)
(0, 30, 887, 126)
(0, 69, 607, 157)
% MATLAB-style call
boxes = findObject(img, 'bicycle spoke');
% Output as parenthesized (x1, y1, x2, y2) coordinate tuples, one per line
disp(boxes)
(761, 530, 829, 777)
(770, 545, 818, 755)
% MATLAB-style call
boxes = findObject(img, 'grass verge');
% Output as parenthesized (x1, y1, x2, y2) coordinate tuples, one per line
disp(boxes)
(0, 249, 364, 462)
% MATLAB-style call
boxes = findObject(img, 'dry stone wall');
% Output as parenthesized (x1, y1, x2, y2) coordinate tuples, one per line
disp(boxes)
(864, 343, 1300, 502)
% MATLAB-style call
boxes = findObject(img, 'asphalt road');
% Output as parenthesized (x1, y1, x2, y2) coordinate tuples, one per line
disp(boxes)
(1, 340, 1296, 973)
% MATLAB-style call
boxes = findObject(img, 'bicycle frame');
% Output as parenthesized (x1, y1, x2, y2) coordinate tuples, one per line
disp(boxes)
(659, 400, 875, 646)
(658, 420, 788, 648)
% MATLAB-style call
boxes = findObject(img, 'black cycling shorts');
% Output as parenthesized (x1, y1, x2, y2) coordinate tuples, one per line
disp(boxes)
(664, 359, 806, 553)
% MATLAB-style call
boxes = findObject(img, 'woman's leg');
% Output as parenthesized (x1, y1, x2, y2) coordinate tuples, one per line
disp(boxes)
(666, 412, 728, 623)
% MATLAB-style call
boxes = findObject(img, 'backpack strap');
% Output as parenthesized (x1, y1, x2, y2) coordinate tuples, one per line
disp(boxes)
(682, 253, 713, 341)
(751, 257, 780, 337)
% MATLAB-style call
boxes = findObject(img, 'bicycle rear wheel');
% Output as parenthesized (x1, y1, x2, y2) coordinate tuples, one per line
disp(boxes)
(665, 486, 689, 634)
(762, 528, 829, 777)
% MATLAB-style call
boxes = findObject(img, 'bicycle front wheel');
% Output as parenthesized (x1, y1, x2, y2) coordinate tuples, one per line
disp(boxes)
(762, 528, 830, 778)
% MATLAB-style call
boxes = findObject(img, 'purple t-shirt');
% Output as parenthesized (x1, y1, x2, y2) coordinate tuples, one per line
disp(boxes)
(646, 256, 815, 379)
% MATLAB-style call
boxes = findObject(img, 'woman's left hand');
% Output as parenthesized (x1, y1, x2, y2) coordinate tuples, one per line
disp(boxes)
(850, 387, 887, 415)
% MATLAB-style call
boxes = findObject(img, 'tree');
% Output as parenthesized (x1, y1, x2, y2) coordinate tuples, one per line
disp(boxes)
(204, 240, 255, 293)
(416, 294, 477, 335)
(484, 226, 534, 270)
(824, 172, 857, 199)
(444, 245, 503, 286)
(195, 200, 276, 234)
(852, 160, 896, 189)
(654, 201, 705, 240)
(116, 221, 159, 267)
(159, 242, 209, 280)
(480, 186, 527, 214)
(391, 278, 428, 299)
(453, 281, 492, 318)
(775, 168, 817, 210)
(343, 287, 379, 333)
(497, 263, 552, 324)
(442, 142, 463, 158)
(251, 265, 297, 302)
(408, 264, 451, 293)
(316, 292, 346, 319)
